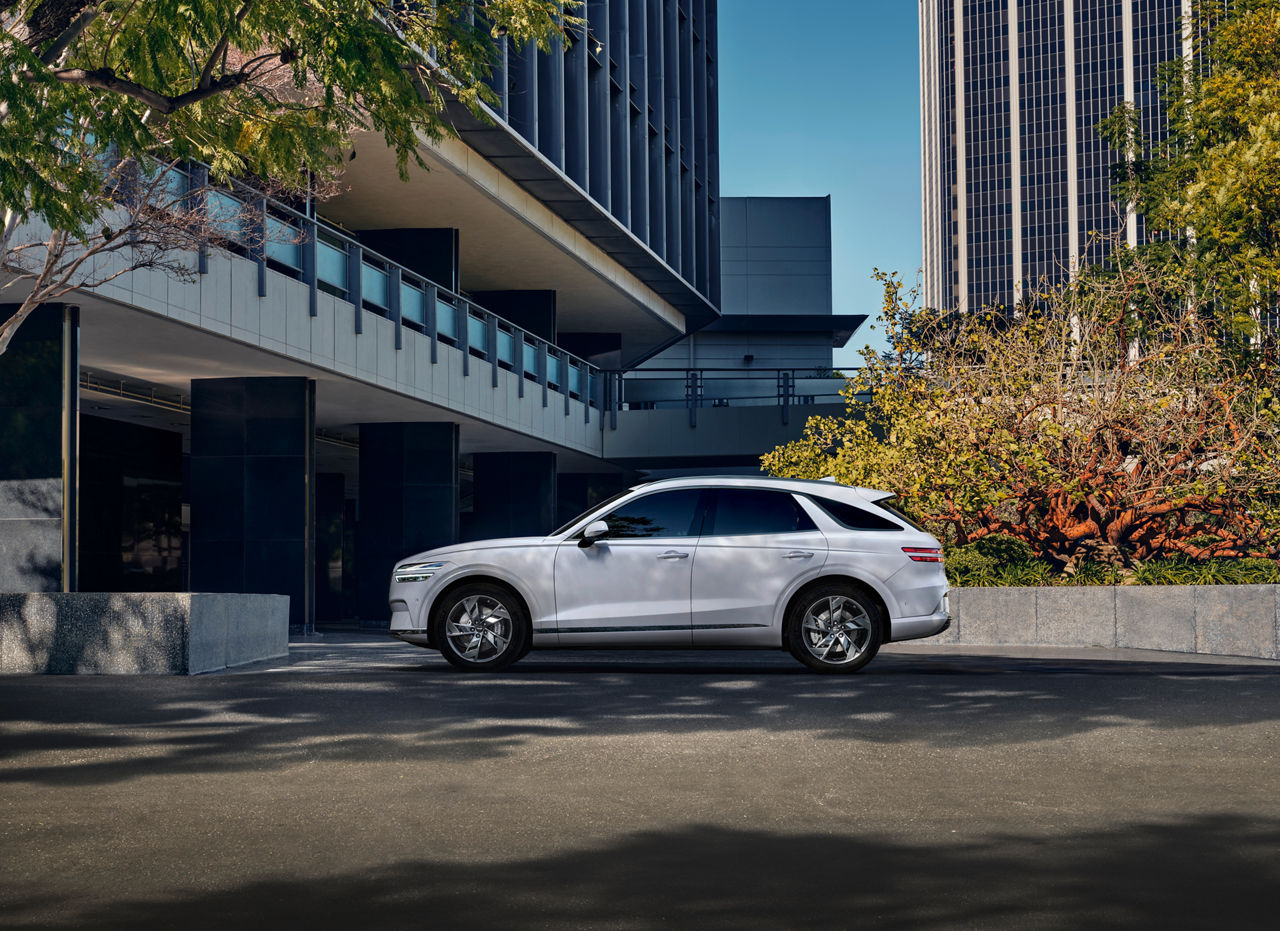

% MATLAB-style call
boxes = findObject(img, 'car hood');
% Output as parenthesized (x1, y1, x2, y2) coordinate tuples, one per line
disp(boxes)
(400, 536, 551, 564)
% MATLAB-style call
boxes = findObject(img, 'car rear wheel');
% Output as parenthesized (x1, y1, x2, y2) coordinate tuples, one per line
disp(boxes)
(785, 584, 882, 674)
(433, 583, 530, 672)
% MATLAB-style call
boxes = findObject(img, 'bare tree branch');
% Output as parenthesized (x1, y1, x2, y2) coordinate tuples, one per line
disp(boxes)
(197, 0, 256, 90)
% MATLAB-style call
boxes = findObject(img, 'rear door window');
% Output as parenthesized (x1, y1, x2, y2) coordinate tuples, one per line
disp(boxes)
(705, 489, 817, 536)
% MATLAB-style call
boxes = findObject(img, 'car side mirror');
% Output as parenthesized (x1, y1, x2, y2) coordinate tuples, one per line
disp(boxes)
(578, 520, 610, 548)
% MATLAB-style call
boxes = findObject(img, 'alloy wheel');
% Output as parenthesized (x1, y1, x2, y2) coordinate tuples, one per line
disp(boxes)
(800, 595, 874, 665)
(443, 595, 513, 664)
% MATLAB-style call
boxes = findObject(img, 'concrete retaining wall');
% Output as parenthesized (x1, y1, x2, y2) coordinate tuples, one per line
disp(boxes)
(0, 592, 289, 674)
(938, 585, 1280, 660)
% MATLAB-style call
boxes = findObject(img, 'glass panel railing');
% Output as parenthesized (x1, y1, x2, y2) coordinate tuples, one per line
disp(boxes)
(497, 329, 515, 365)
(467, 314, 487, 354)
(317, 238, 347, 291)
(435, 299, 457, 340)
(158, 165, 188, 205)
(139, 160, 602, 391)
(362, 262, 388, 309)
(264, 215, 301, 269)
(206, 190, 241, 239)
(588, 373, 597, 405)
(401, 282, 425, 325)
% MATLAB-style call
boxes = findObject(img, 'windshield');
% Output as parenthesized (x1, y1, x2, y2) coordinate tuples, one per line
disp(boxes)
(551, 488, 635, 536)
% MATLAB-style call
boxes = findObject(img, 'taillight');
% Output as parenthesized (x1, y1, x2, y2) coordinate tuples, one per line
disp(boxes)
(902, 547, 944, 563)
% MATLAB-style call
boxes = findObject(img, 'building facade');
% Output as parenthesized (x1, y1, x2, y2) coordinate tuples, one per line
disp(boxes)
(484, 0, 722, 316)
(608, 196, 861, 474)
(920, 0, 1190, 313)
(0, 1, 864, 639)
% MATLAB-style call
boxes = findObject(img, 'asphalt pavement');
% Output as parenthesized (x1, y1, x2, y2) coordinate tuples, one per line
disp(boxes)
(2, 636, 1278, 929)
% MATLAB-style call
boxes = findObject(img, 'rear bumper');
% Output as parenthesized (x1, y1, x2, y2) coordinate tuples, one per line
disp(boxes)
(888, 610, 951, 644)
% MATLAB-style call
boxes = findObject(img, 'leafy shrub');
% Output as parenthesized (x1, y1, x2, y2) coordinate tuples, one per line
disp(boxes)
(1130, 558, 1280, 586)
(946, 535, 1051, 587)
(945, 542, 1279, 587)
(1062, 562, 1126, 586)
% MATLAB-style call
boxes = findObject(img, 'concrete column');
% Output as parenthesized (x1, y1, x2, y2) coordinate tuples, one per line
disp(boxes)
(469, 452, 557, 541)
(0, 303, 75, 593)
(356, 422, 459, 623)
(189, 377, 316, 632)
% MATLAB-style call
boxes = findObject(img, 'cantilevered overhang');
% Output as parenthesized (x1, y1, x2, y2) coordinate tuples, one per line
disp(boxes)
(704, 314, 868, 348)
(446, 101, 721, 332)
(322, 120, 711, 367)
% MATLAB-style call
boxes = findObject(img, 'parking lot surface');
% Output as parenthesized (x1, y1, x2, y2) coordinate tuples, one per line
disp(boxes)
(2, 636, 1278, 928)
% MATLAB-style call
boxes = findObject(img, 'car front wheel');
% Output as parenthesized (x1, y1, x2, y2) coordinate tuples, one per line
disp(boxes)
(785, 584, 883, 674)
(432, 583, 530, 672)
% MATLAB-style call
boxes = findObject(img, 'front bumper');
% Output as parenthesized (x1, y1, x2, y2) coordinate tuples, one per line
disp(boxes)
(391, 629, 433, 648)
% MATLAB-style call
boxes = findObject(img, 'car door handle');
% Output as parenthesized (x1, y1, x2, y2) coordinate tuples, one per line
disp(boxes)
(783, 551, 815, 559)
(658, 551, 690, 560)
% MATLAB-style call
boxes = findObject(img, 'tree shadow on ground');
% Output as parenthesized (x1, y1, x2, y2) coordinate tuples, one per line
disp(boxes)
(1, 650, 1278, 787)
(2, 816, 1276, 929)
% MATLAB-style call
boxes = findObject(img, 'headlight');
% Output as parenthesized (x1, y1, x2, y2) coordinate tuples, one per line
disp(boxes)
(393, 561, 445, 583)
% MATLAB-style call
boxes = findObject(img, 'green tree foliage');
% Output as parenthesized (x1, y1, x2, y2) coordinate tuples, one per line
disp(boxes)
(1098, 0, 1280, 333)
(0, 0, 574, 351)
(766, 0, 1280, 573)
(761, 263, 1280, 569)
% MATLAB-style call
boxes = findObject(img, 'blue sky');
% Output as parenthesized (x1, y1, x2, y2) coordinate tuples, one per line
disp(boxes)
(717, 0, 922, 366)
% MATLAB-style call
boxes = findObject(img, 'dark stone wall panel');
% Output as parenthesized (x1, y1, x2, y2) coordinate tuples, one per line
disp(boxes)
(470, 452, 557, 541)
(190, 377, 314, 631)
(357, 422, 459, 623)
(0, 304, 69, 593)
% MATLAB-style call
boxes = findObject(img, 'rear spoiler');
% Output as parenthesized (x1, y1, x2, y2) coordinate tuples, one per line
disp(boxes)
(820, 477, 896, 504)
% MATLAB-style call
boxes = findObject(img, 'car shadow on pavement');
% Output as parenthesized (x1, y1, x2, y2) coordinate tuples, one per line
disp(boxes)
(1, 649, 1279, 787)
(3, 815, 1276, 929)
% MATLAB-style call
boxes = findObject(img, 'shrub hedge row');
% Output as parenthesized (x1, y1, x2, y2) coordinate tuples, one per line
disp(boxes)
(945, 535, 1280, 587)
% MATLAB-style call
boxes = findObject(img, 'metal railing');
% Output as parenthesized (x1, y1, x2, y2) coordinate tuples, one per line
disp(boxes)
(156, 163, 598, 421)
(602, 368, 862, 428)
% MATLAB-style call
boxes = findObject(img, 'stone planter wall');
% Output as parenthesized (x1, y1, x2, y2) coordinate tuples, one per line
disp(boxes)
(938, 585, 1279, 660)
(0, 592, 289, 674)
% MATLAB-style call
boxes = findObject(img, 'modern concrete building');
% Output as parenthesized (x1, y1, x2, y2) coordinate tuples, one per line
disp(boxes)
(609, 196, 863, 473)
(919, 0, 1189, 313)
(0, 1, 865, 638)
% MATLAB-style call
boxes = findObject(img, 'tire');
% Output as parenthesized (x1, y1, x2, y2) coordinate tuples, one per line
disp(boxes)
(785, 583, 883, 674)
(431, 582, 530, 672)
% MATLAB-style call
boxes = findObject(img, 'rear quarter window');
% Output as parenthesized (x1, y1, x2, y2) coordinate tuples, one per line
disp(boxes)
(806, 495, 906, 531)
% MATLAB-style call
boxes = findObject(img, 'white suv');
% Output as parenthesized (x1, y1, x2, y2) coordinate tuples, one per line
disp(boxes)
(388, 476, 950, 674)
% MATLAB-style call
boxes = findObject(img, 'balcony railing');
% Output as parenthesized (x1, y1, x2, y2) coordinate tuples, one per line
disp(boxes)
(155, 164, 599, 422)
(600, 368, 863, 428)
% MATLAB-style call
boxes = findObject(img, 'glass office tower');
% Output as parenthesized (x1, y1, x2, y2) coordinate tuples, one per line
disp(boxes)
(920, 0, 1188, 313)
